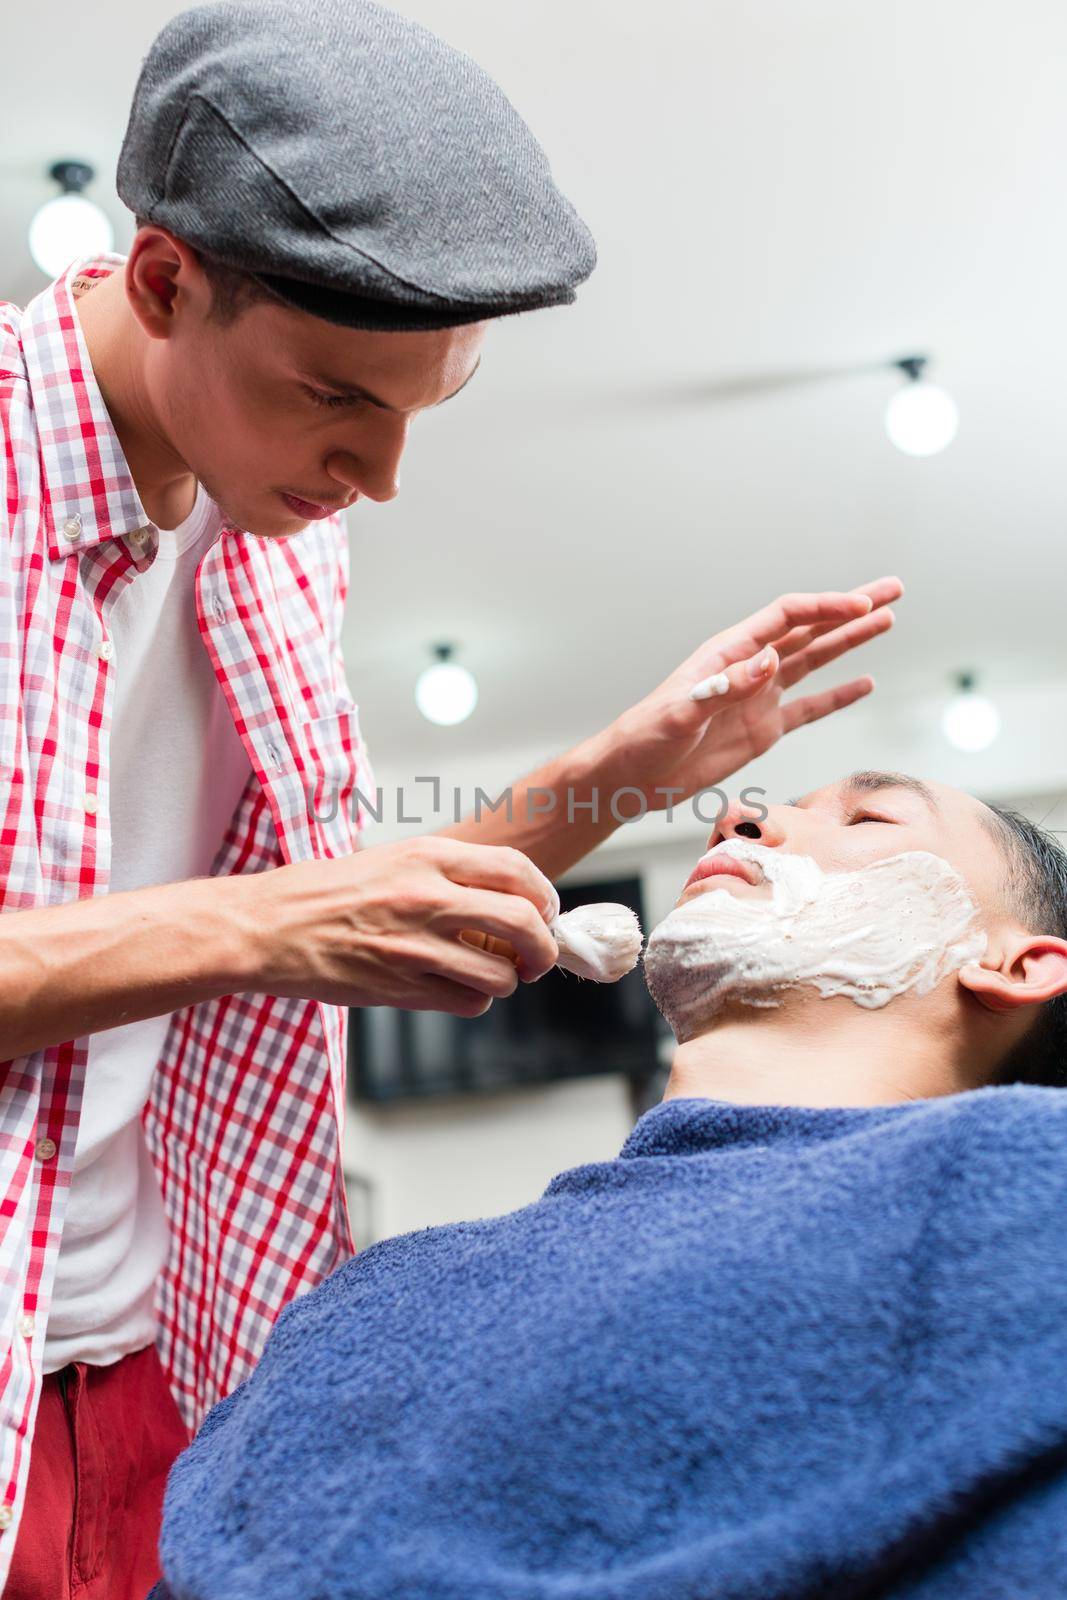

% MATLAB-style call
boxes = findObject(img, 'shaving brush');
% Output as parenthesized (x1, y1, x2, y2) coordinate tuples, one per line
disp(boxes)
(460, 902, 644, 984)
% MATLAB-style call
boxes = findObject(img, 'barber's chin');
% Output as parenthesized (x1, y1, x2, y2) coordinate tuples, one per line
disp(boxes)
(240, 507, 306, 539)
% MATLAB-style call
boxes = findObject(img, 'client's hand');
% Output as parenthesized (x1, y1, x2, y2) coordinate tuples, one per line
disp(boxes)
(604, 575, 903, 807)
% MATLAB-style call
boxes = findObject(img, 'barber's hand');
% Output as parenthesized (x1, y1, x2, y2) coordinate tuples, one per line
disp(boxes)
(244, 836, 560, 1016)
(604, 576, 903, 808)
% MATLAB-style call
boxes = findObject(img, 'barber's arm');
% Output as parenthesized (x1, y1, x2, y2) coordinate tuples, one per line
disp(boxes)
(437, 576, 903, 881)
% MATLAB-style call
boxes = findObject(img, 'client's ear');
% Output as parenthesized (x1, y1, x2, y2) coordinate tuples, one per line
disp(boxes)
(958, 935, 1067, 1015)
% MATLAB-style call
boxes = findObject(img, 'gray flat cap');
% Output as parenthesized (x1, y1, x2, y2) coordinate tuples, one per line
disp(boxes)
(116, 0, 596, 330)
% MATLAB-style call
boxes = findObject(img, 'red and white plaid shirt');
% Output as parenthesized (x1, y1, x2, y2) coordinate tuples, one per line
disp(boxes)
(0, 253, 375, 1578)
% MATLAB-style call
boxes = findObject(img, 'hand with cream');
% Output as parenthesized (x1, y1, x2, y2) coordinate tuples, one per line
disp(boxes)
(596, 576, 903, 812)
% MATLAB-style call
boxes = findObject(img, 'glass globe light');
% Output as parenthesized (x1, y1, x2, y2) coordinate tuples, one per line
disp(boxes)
(29, 193, 114, 278)
(415, 648, 478, 726)
(885, 379, 959, 458)
(941, 675, 999, 753)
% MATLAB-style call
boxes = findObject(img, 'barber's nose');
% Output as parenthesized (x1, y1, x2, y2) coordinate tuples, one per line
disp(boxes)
(326, 456, 401, 504)
(708, 800, 787, 852)
(325, 418, 409, 504)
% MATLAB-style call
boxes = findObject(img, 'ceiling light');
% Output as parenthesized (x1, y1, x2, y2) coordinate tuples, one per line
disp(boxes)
(29, 161, 114, 279)
(941, 671, 999, 753)
(415, 643, 478, 727)
(885, 355, 959, 457)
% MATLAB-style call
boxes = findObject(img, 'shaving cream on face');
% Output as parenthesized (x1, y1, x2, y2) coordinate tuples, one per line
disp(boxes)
(643, 838, 988, 1041)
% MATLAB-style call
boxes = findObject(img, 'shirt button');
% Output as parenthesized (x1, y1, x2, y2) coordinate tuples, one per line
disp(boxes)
(130, 526, 150, 547)
(212, 594, 226, 623)
(0, 1503, 12, 1530)
(35, 1138, 57, 1162)
(97, 638, 113, 662)
(61, 515, 81, 542)
(18, 1314, 34, 1339)
(82, 792, 99, 815)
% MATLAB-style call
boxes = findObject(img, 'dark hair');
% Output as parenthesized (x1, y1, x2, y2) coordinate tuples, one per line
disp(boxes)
(981, 802, 1067, 1087)
(132, 216, 282, 325)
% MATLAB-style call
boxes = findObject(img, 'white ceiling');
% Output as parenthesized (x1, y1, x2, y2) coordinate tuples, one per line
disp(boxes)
(4, 0, 1066, 785)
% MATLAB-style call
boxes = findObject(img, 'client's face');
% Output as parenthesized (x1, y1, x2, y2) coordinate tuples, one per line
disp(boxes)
(645, 769, 1017, 1041)
(677, 769, 1005, 913)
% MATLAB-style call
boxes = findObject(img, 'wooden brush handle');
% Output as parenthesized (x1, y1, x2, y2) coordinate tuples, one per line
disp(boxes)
(458, 929, 521, 966)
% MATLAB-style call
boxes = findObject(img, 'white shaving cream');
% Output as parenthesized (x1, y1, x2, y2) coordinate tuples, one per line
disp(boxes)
(552, 903, 644, 983)
(643, 838, 988, 1041)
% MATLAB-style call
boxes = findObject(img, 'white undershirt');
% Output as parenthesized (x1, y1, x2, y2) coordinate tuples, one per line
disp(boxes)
(44, 484, 254, 1372)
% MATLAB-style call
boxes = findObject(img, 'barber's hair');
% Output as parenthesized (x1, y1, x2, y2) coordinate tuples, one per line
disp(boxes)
(133, 216, 283, 325)
(981, 803, 1067, 1087)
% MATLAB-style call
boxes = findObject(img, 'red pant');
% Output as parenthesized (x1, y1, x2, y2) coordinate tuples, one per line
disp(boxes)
(6, 1343, 190, 1600)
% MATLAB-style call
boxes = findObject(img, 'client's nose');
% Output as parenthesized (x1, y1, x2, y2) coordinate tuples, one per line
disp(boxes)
(709, 800, 787, 851)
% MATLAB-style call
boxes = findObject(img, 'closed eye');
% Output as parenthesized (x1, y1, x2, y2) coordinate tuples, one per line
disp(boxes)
(849, 812, 896, 825)
(304, 385, 363, 411)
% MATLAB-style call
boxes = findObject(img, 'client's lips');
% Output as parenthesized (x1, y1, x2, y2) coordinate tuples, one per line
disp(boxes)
(682, 852, 764, 892)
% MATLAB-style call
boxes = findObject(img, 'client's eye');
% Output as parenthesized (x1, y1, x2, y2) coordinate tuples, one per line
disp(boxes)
(849, 812, 893, 825)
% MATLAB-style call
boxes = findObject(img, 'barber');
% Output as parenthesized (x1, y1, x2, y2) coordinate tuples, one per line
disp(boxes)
(0, 1, 901, 1593)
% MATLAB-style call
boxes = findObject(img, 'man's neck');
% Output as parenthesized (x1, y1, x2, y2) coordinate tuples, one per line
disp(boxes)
(72, 266, 199, 530)
(664, 997, 984, 1109)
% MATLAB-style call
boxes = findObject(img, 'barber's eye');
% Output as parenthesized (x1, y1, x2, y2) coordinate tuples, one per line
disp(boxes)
(304, 386, 358, 410)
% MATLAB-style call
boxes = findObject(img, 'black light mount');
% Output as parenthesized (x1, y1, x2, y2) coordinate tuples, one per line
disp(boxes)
(895, 355, 929, 383)
(48, 160, 95, 195)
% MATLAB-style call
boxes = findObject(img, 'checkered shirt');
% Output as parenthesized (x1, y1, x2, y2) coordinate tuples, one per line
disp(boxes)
(0, 253, 375, 1579)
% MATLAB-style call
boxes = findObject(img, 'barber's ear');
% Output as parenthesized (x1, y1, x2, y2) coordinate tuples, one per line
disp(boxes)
(958, 936, 1067, 1015)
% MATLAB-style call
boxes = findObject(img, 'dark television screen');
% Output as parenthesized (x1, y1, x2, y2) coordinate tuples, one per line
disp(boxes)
(348, 874, 660, 1103)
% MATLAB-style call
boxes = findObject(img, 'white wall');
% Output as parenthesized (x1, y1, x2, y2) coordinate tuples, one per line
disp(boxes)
(342, 1076, 634, 1245)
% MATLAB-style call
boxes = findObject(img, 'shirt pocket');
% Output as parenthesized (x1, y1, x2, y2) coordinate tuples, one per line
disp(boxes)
(299, 703, 376, 858)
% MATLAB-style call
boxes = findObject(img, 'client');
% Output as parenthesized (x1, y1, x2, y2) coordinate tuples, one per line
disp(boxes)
(151, 771, 1067, 1600)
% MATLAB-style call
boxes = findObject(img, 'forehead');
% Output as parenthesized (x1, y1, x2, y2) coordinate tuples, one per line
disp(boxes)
(265, 301, 483, 368)
(249, 303, 485, 410)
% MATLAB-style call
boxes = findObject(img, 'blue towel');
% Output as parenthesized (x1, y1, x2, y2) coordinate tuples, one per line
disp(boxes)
(154, 1085, 1067, 1599)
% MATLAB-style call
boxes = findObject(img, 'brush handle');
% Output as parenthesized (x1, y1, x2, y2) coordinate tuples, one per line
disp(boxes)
(458, 929, 521, 965)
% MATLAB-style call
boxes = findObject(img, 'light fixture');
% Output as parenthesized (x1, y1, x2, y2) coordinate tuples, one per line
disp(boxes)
(29, 161, 114, 279)
(415, 643, 478, 726)
(941, 671, 1000, 753)
(884, 355, 959, 457)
